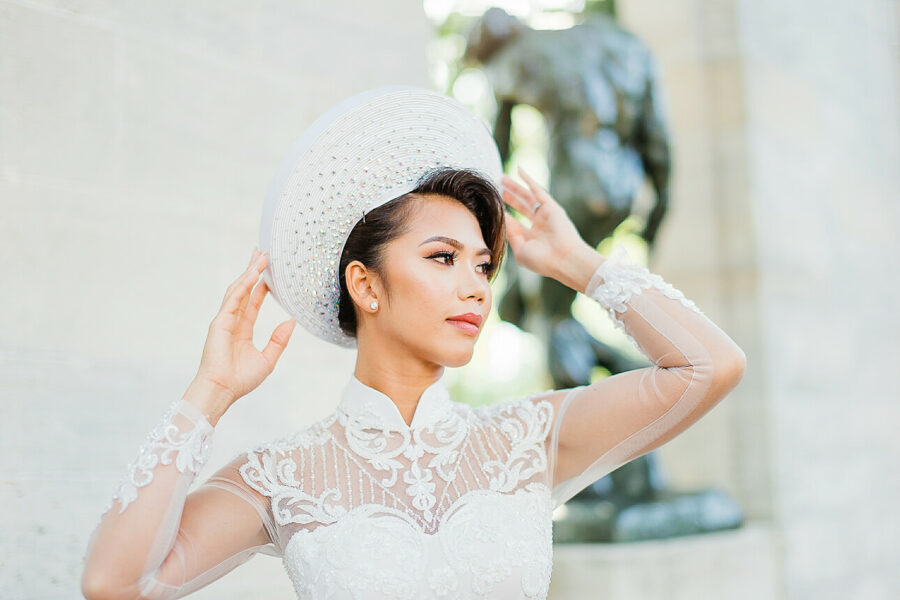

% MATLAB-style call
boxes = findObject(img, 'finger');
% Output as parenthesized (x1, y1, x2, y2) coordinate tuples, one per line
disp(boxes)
(238, 279, 268, 335)
(504, 213, 526, 254)
(222, 252, 264, 306)
(234, 249, 264, 287)
(220, 253, 267, 316)
(501, 173, 531, 196)
(260, 319, 296, 367)
(234, 278, 262, 333)
(501, 174, 534, 202)
(503, 174, 545, 216)
(516, 167, 555, 205)
(235, 256, 264, 318)
(501, 177, 537, 217)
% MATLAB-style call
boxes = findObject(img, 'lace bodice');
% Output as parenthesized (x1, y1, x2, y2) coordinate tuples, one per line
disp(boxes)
(82, 247, 746, 599)
(215, 379, 558, 598)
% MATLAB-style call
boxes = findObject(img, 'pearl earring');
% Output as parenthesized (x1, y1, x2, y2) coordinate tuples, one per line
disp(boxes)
(370, 301, 378, 310)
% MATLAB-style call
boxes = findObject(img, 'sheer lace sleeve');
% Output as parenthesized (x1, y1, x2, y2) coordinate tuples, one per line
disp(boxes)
(538, 246, 747, 509)
(82, 400, 278, 600)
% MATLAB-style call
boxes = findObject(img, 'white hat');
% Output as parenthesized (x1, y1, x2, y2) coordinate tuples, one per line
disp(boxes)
(258, 85, 504, 348)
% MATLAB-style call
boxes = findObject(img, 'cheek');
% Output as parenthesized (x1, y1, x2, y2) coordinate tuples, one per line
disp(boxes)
(387, 264, 449, 323)
(382, 257, 491, 338)
(409, 277, 454, 323)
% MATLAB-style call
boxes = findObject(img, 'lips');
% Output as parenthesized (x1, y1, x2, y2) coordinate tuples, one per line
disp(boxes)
(447, 313, 483, 327)
(446, 312, 482, 336)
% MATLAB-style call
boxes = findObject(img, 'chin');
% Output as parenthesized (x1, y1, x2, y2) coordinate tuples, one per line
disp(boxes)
(441, 344, 477, 368)
(443, 355, 473, 369)
(411, 326, 479, 368)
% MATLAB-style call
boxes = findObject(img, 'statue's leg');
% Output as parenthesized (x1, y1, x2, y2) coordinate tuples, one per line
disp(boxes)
(548, 317, 598, 388)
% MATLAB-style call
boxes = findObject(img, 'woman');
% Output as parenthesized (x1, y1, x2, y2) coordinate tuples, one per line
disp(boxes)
(81, 87, 746, 599)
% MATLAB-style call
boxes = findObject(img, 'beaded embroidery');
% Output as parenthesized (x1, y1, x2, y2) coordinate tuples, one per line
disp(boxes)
(233, 376, 556, 598)
(107, 400, 213, 514)
(584, 245, 704, 348)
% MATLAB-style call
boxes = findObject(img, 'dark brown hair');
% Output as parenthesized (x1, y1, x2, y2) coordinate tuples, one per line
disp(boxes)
(337, 167, 506, 339)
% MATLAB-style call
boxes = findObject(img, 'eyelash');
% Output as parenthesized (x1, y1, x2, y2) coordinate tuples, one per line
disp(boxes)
(428, 250, 494, 275)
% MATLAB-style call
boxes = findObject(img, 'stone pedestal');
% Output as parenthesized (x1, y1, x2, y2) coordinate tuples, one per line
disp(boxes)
(549, 520, 780, 599)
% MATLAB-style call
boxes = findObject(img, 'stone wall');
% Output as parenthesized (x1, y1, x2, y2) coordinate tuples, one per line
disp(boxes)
(615, 0, 900, 597)
(0, 1, 428, 597)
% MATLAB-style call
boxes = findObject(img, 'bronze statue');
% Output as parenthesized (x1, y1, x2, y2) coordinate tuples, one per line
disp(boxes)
(464, 7, 742, 542)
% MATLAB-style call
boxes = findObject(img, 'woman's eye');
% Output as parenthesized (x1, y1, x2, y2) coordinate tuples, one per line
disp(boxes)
(429, 251, 456, 265)
(429, 251, 493, 275)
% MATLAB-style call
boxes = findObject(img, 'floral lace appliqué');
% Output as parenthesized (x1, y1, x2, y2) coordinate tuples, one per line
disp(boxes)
(238, 394, 557, 598)
(339, 403, 467, 523)
(478, 398, 553, 493)
(108, 399, 213, 513)
(585, 245, 703, 348)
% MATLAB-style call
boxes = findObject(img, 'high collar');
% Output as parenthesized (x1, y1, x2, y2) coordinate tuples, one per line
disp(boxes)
(337, 374, 453, 431)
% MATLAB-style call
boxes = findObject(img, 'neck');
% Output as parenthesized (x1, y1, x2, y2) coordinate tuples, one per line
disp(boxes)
(353, 338, 445, 427)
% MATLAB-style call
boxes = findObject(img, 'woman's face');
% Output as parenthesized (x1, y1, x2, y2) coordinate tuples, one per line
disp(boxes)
(363, 194, 494, 368)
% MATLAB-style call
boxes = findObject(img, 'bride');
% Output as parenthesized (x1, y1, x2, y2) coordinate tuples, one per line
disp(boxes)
(81, 86, 746, 599)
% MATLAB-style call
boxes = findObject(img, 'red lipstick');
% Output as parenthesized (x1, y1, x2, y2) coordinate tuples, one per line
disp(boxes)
(446, 312, 482, 336)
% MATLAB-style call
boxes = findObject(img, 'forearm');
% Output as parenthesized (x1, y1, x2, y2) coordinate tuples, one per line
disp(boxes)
(547, 245, 747, 501)
(576, 244, 746, 374)
(82, 389, 219, 597)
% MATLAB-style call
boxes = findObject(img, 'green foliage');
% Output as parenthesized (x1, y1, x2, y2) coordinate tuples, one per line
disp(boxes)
(583, 0, 617, 16)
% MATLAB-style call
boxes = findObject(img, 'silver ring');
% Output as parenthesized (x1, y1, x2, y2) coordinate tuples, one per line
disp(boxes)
(533, 201, 542, 214)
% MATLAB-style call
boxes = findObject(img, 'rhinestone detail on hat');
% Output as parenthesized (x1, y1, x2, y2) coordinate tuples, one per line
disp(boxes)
(264, 88, 503, 348)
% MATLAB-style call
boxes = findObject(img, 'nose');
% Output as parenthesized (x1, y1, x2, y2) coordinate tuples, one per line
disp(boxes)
(458, 262, 490, 304)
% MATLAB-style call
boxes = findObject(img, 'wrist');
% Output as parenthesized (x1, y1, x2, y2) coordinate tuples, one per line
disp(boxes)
(553, 242, 606, 293)
(182, 378, 233, 427)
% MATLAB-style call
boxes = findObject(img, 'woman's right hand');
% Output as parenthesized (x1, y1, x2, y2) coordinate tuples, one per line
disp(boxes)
(186, 248, 296, 424)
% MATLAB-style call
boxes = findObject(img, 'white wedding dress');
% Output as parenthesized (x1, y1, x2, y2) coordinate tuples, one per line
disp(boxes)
(83, 247, 746, 599)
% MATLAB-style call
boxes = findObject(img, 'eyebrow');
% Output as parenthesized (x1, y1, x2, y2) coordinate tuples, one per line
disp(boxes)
(419, 236, 492, 257)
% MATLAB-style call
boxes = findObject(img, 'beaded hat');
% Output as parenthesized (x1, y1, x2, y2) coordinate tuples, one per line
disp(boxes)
(258, 85, 504, 348)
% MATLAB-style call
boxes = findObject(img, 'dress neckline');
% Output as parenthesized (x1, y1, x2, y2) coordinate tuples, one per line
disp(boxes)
(336, 374, 453, 431)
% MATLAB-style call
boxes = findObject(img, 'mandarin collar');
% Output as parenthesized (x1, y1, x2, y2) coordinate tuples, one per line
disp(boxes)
(337, 374, 453, 431)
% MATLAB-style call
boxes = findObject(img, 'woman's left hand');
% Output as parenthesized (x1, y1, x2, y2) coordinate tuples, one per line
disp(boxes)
(501, 167, 589, 280)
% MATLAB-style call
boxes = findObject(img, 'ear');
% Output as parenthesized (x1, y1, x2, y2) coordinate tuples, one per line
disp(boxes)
(344, 260, 381, 314)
